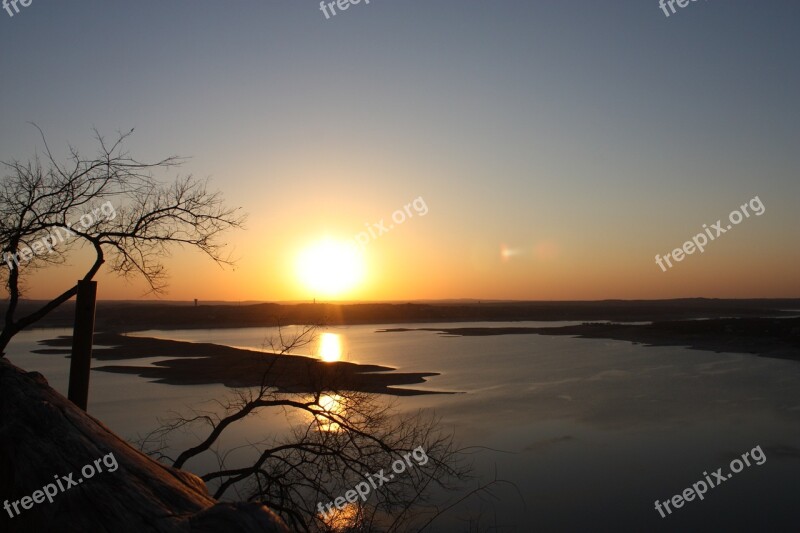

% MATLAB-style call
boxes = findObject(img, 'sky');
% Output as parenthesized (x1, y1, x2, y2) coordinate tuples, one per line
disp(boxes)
(1, 0, 799, 302)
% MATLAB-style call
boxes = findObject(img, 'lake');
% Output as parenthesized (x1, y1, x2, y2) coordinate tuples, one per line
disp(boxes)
(8, 323, 800, 531)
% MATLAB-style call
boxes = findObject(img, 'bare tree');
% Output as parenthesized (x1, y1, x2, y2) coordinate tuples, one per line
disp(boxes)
(1, 127, 490, 530)
(0, 125, 245, 353)
(140, 327, 472, 532)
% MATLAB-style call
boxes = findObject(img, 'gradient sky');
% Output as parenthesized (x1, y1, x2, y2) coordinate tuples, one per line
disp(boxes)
(1, 1, 799, 302)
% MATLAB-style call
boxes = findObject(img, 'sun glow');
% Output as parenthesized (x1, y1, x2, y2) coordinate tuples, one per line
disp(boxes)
(296, 238, 364, 297)
(318, 332, 342, 362)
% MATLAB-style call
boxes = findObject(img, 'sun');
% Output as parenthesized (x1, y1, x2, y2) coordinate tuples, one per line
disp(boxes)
(296, 238, 365, 297)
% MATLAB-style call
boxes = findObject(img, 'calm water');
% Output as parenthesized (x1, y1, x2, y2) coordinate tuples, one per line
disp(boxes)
(8, 324, 800, 532)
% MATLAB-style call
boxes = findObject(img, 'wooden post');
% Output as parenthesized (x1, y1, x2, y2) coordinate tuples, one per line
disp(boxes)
(68, 280, 97, 411)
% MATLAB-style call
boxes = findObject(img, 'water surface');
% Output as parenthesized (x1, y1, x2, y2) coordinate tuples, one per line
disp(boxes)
(9, 324, 800, 531)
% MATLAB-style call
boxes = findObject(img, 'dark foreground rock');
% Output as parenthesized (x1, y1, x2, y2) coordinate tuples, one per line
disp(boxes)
(0, 358, 289, 533)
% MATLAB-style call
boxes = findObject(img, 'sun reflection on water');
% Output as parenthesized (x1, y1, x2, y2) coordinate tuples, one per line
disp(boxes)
(317, 393, 343, 432)
(318, 502, 361, 531)
(318, 332, 342, 362)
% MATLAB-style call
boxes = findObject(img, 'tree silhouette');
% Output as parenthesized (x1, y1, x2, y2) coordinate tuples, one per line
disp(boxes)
(0, 125, 245, 354)
(141, 326, 473, 533)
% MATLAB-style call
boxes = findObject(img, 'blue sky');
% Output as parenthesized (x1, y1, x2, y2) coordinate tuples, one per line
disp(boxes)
(1, 1, 798, 300)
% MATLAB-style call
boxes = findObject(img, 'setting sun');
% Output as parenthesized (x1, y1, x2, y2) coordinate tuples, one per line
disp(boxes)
(4, 3, 800, 531)
(296, 238, 364, 297)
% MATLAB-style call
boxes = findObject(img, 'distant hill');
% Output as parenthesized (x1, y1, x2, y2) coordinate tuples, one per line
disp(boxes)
(5, 298, 799, 332)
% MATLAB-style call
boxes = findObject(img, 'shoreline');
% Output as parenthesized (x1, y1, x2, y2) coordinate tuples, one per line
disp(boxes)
(378, 316, 800, 361)
(13, 298, 800, 331)
(32, 333, 454, 396)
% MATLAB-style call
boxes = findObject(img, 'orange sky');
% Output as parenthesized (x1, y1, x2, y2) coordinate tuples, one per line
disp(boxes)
(3, 2, 799, 303)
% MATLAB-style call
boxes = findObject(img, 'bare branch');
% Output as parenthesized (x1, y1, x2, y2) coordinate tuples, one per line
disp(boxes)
(0, 126, 245, 353)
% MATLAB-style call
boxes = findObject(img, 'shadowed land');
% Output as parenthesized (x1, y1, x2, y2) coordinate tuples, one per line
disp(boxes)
(15, 298, 800, 330)
(378, 317, 800, 360)
(32, 333, 452, 396)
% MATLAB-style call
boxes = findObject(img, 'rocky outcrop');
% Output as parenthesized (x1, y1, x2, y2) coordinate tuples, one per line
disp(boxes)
(0, 358, 289, 533)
